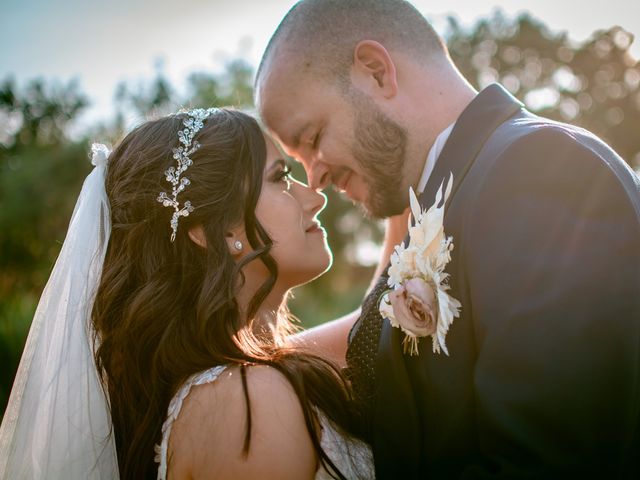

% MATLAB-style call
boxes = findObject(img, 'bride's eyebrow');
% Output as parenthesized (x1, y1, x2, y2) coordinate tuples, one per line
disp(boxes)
(266, 158, 287, 174)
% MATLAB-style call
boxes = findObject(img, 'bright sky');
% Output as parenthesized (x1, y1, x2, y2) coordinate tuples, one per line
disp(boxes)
(1, 0, 639, 128)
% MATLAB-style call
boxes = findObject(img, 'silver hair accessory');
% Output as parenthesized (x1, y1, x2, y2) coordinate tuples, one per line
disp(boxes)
(234, 240, 243, 251)
(157, 108, 219, 242)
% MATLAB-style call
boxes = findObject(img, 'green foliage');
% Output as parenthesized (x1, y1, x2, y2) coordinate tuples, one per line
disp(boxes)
(446, 12, 640, 167)
(183, 60, 255, 109)
(1, 14, 639, 418)
(114, 73, 175, 118)
(0, 294, 36, 420)
(0, 77, 88, 147)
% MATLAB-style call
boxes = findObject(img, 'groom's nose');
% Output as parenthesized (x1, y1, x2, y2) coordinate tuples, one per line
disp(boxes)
(307, 161, 331, 191)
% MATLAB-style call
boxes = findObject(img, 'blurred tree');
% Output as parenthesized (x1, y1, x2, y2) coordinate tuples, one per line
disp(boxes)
(114, 71, 176, 119)
(0, 77, 88, 147)
(0, 77, 90, 286)
(186, 58, 255, 108)
(446, 11, 640, 169)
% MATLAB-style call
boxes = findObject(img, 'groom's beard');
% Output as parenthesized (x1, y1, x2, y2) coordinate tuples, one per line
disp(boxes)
(350, 90, 408, 218)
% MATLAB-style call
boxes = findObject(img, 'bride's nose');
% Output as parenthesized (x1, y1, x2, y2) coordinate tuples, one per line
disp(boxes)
(299, 182, 327, 217)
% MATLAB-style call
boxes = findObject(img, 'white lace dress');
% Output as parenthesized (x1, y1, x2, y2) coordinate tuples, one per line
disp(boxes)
(155, 366, 375, 480)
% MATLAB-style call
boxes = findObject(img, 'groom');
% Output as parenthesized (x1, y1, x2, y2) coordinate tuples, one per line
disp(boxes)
(256, 0, 640, 478)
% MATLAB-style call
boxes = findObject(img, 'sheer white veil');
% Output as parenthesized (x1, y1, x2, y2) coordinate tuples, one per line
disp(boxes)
(0, 144, 119, 479)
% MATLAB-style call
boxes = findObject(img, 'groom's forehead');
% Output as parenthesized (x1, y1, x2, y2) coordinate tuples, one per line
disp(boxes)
(256, 54, 298, 102)
(260, 100, 300, 143)
(257, 49, 333, 109)
(259, 82, 315, 136)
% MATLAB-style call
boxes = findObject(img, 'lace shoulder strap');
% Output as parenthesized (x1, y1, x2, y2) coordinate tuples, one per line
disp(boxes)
(154, 365, 227, 480)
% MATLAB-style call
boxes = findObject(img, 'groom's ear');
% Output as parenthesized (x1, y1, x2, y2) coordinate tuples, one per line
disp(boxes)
(351, 40, 398, 99)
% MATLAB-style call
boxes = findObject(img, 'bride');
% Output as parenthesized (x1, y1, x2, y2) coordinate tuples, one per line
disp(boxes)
(0, 108, 386, 479)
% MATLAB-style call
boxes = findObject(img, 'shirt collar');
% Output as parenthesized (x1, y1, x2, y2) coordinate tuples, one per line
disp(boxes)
(417, 121, 455, 193)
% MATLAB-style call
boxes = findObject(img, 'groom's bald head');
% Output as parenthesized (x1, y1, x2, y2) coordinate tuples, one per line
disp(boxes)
(255, 0, 448, 89)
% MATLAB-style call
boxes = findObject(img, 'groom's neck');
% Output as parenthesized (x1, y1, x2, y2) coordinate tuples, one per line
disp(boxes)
(399, 61, 477, 194)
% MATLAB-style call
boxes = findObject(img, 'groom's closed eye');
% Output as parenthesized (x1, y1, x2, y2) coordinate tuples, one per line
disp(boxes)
(290, 121, 312, 149)
(311, 132, 321, 151)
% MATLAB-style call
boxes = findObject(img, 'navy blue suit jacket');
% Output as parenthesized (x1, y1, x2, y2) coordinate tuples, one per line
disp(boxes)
(346, 84, 640, 479)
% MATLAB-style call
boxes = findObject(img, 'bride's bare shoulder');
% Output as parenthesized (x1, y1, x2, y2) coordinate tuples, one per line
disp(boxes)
(168, 365, 317, 480)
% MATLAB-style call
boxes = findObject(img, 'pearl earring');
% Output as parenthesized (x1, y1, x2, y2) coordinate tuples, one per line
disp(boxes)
(234, 240, 243, 251)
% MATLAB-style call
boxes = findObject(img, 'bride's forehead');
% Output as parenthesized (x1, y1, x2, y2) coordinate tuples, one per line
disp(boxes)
(263, 135, 285, 162)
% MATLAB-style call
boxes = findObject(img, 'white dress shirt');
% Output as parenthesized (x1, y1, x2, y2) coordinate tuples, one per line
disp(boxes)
(416, 122, 455, 193)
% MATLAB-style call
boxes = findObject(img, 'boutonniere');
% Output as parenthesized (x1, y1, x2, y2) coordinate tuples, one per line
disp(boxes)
(379, 174, 461, 356)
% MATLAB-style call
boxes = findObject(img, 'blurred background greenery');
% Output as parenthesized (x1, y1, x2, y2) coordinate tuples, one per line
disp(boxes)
(1, 12, 639, 418)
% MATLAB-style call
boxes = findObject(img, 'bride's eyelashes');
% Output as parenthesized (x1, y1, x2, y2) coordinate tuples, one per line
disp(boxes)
(273, 165, 293, 189)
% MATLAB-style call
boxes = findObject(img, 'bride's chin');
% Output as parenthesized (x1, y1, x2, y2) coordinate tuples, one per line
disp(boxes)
(313, 247, 333, 279)
(286, 249, 333, 289)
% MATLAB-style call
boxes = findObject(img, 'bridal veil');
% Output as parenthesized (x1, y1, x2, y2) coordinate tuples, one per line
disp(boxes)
(0, 144, 119, 478)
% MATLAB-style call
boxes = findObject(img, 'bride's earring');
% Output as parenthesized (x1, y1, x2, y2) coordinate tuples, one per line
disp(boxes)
(234, 240, 243, 252)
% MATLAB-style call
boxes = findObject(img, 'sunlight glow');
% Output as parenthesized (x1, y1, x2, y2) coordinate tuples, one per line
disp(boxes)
(0, 0, 638, 127)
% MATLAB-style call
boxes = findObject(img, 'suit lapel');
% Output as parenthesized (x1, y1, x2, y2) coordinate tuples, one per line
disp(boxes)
(372, 84, 523, 477)
(419, 84, 523, 209)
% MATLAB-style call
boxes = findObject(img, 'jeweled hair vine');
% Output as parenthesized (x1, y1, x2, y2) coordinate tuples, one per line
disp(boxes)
(157, 108, 219, 242)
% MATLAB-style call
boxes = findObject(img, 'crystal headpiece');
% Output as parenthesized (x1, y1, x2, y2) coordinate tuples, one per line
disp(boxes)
(157, 108, 219, 242)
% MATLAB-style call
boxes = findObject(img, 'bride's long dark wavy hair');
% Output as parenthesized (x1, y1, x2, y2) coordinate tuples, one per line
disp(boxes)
(91, 109, 363, 479)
